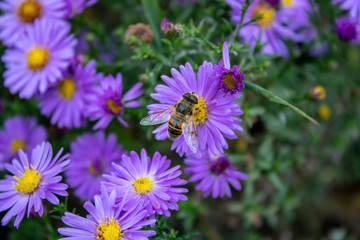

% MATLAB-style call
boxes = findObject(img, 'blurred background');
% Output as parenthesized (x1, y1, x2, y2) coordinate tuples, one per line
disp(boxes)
(0, 0, 359, 239)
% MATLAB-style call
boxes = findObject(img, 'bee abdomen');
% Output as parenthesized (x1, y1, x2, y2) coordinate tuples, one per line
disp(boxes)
(168, 123, 182, 140)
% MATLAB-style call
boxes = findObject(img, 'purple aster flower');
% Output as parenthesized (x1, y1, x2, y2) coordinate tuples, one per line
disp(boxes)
(226, 0, 313, 57)
(185, 154, 248, 198)
(2, 19, 76, 99)
(213, 41, 245, 96)
(58, 186, 156, 240)
(0, 0, 67, 46)
(332, 0, 360, 22)
(63, 0, 97, 18)
(38, 59, 100, 129)
(85, 73, 143, 129)
(102, 149, 188, 218)
(277, 0, 317, 42)
(0, 142, 69, 228)
(0, 115, 47, 170)
(65, 131, 125, 201)
(335, 17, 360, 43)
(146, 61, 243, 157)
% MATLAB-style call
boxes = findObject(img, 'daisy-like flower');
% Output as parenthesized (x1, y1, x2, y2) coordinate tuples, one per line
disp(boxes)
(335, 17, 360, 43)
(0, 115, 47, 170)
(65, 131, 125, 200)
(226, 0, 313, 57)
(2, 19, 76, 99)
(63, 0, 97, 18)
(38, 60, 100, 129)
(0, 0, 67, 46)
(332, 0, 360, 22)
(146, 61, 243, 157)
(0, 142, 69, 228)
(102, 149, 188, 217)
(185, 154, 248, 198)
(85, 73, 143, 129)
(58, 186, 156, 240)
(213, 41, 245, 96)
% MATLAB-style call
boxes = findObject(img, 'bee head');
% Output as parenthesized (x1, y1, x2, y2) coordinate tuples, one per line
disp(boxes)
(183, 92, 198, 104)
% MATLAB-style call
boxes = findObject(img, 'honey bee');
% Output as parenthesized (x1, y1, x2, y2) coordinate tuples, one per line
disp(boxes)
(140, 92, 199, 153)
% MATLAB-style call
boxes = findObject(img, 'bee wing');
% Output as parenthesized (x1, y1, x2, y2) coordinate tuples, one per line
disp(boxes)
(182, 116, 199, 153)
(140, 106, 174, 125)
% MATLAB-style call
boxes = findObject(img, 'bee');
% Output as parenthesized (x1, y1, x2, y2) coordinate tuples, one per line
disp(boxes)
(140, 92, 199, 153)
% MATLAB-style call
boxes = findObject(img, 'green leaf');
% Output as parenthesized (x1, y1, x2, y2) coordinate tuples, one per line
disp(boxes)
(141, 0, 162, 49)
(244, 80, 319, 126)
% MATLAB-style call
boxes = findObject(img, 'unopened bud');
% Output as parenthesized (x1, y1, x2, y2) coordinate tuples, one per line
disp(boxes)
(311, 85, 326, 101)
(317, 105, 331, 121)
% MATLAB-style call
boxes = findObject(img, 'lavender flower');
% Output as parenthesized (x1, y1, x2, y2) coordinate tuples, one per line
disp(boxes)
(213, 41, 245, 96)
(65, 131, 125, 200)
(103, 149, 188, 217)
(2, 20, 76, 98)
(335, 17, 360, 43)
(185, 154, 248, 198)
(226, 0, 314, 57)
(38, 60, 100, 129)
(58, 186, 156, 240)
(147, 61, 243, 157)
(0, 0, 67, 46)
(0, 116, 47, 170)
(85, 73, 143, 129)
(63, 0, 97, 18)
(0, 142, 69, 228)
(332, 0, 360, 22)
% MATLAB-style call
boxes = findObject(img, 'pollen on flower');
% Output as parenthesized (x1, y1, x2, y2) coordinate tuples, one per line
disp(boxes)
(13, 165, 41, 194)
(252, 3, 276, 29)
(282, 0, 293, 7)
(27, 47, 49, 71)
(94, 217, 123, 240)
(220, 71, 245, 95)
(194, 97, 207, 124)
(107, 99, 122, 114)
(133, 177, 153, 195)
(11, 139, 26, 153)
(17, 0, 43, 23)
(223, 74, 237, 90)
(58, 79, 76, 99)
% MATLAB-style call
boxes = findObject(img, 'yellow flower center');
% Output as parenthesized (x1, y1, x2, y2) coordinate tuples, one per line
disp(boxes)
(27, 47, 49, 71)
(317, 105, 331, 121)
(17, 0, 43, 23)
(193, 97, 207, 124)
(95, 217, 123, 240)
(13, 165, 41, 194)
(252, 3, 276, 29)
(282, 0, 294, 7)
(223, 74, 237, 90)
(58, 79, 76, 99)
(10, 139, 26, 153)
(107, 99, 122, 114)
(312, 85, 326, 101)
(133, 177, 153, 195)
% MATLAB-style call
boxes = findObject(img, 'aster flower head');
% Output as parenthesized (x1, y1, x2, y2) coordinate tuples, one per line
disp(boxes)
(226, 0, 315, 57)
(38, 59, 100, 129)
(185, 154, 248, 198)
(2, 19, 77, 98)
(213, 41, 245, 97)
(335, 17, 360, 43)
(65, 131, 125, 200)
(58, 186, 156, 240)
(0, 0, 67, 46)
(103, 149, 188, 217)
(86, 73, 144, 129)
(146, 61, 243, 157)
(0, 142, 69, 228)
(332, 0, 360, 22)
(63, 0, 97, 18)
(0, 115, 47, 170)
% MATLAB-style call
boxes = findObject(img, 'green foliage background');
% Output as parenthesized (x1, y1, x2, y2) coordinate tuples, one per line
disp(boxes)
(0, 0, 360, 239)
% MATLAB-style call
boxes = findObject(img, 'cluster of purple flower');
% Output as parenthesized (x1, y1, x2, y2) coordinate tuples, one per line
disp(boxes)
(0, 0, 143, 130)
(333, 0, 360, 44)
